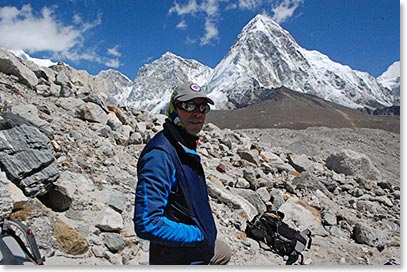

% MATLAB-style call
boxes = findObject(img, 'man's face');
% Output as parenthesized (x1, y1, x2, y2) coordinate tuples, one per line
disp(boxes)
(175, 98, 209, 136)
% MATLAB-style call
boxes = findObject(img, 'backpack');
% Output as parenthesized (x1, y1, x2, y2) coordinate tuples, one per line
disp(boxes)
(0, 216, 45, 265)
(245, 210, 312, 265)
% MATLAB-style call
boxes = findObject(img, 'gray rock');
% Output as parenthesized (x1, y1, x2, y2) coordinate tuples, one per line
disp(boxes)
(0, 170, 13, 216)
(76, 102, 108, 124)
(103, 232, 126, 253)
(229, 188, 266, 213)
(288, 153, 314, 172)
(96, 207, 124, 232)
(0, 124, 58, 196)
(11, 104, 53, 135)
(326, 149, 380, 180)
(0, 48, 38, 88)
(109, 193, 126, 213)
(353, 222, 389, 248)
(237, 149, 260, 166)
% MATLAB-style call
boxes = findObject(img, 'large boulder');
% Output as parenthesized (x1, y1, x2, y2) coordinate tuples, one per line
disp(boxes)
(0, 119, 59, 197)
(326, 149, 380, 180)
(0, 48, 38, 88)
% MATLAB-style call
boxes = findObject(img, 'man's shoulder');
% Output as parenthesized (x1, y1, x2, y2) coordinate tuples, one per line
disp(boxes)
(142, 130, 175, 154)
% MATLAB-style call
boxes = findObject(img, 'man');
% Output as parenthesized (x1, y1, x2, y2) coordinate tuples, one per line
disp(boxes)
(134, 83, 231, 265)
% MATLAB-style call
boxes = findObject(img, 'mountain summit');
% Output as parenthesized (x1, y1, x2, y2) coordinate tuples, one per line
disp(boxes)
(126, 52, 212, 112)
(205, 14, 396, 110)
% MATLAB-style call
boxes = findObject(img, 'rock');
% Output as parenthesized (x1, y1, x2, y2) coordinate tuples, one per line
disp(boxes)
(103, 232, 126, 253)
(57, 97, 85, 115)
(278, 196, 328, 237)
(76, 102, 108, 124)
(0, 170, 13, 216)
(237, 149, 260, 166)
(288, 153, 314, 172)
(207, 182, 258, 221)
(0, 124, 59, 197)
(229, 188, 266, 213)
(96, 207, 124, 232)
(106, 112, 123, 131)
(11, 104, 53, 136)
(326, 149, 380, 180)
(0, 48, 39, 88)
(109, 193, 126, 213)
(353, 222, 389, 248)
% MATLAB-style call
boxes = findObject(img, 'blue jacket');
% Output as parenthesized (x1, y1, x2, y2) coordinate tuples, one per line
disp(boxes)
(134, 122, 217, 265)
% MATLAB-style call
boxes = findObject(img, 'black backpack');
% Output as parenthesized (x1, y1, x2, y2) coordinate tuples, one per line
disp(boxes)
(0, 216, 45, 265)
(245, 210, 312, 265)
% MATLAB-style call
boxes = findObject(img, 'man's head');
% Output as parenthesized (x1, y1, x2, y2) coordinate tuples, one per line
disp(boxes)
(168, 83, 214, 135)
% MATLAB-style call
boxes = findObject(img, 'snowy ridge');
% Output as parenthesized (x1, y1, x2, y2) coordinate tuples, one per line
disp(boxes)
(10, 49, 57, 67)
(205, 14, 396, 110)
(377, 61, 400, 98)
(125, 52, 213, 113)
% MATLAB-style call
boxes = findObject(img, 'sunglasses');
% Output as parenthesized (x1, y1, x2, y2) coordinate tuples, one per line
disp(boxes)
(176, 101, 210, 114)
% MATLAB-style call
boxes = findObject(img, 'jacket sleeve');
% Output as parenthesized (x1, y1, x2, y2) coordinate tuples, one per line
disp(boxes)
(134, 149, 204, 247)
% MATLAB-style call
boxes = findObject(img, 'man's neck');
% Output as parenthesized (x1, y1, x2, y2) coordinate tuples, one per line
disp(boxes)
(164, 119, 199, 150)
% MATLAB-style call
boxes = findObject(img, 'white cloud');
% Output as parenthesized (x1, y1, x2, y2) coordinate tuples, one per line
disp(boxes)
(169, 0, 303, 46)
(238, 0, 263, 10)
(169, 0, 221, 45)
(169, 0, 199, 15)
(0, 4, 81, 52)
(107, 46, 122, 57)
(200, 19, 219, 45)
(176, 20, 188, 30)
(271, 0, 303, 24)
(0, 4, 118, 69)
(105, 58, 120, 68)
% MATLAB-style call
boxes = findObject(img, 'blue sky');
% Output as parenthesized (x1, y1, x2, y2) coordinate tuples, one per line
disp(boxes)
(0, 0, 400, 80)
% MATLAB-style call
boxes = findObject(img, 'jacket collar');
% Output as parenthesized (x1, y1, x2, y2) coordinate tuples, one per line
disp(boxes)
(163, 119, 199, 151)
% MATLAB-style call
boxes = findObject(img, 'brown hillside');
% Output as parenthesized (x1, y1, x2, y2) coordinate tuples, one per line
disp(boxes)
(206, 87, 400, 133)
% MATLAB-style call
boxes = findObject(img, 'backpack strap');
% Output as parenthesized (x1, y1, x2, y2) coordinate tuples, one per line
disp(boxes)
(2, 218, 44, 265)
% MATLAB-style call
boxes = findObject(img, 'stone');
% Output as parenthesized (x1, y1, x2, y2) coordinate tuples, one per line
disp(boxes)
(76, 102, 108, 124)
(288, 153, 314, 172)
(0, 48, 39, 88)
(103, 232, 126, 253)
(326, 149, 380, 180)
(96, 207, 124, 232)
(0, 124, 59, 197)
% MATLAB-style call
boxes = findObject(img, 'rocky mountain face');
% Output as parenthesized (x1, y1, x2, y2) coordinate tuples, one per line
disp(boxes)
(0, 47, 400, 265)
(204, 14, 396, 110)
(125, 52, 213, 113)
(96, 69, 134, 106)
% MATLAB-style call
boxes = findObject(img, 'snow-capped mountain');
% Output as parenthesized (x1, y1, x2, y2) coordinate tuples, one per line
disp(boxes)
(125, 52, 213, 113)
(96, 69, 133, 105)
(377, 61, 400, 99)
(205, 14, 396, 110)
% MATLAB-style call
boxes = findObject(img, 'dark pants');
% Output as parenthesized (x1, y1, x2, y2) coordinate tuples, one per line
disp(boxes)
(149, 239, 232, 265)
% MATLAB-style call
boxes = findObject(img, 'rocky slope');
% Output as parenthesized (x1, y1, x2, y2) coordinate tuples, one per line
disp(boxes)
(0, 47, 400, 266)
